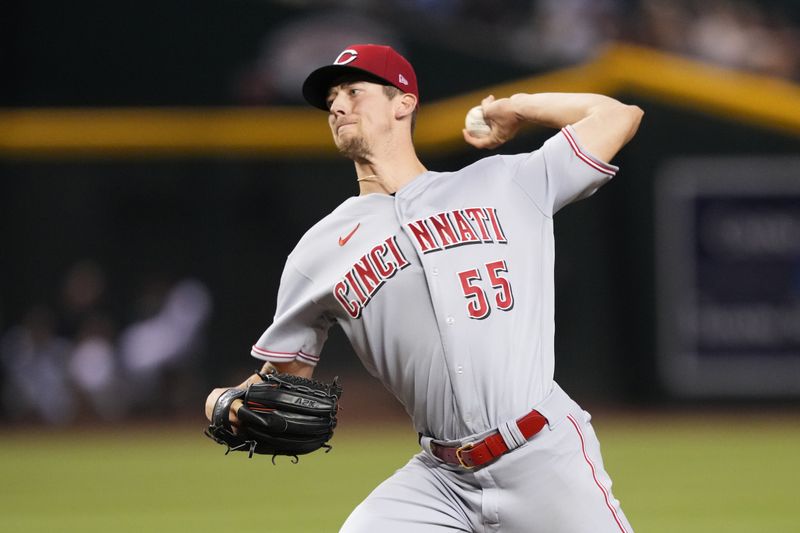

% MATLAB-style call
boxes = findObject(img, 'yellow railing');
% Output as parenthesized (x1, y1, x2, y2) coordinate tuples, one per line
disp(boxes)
(1, 43, 798, 158)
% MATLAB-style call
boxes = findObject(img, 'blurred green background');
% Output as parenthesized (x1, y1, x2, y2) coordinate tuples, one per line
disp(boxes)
(3, 412, 799, 532)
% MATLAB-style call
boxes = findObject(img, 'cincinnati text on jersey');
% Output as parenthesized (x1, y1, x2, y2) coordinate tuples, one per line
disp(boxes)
(333, 207, 507, 319)
(333, 235, 410, 319)
(407, 207, 507, 254)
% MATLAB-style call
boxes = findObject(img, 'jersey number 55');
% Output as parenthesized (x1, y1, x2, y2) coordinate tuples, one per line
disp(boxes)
(457, 259, 514, 320)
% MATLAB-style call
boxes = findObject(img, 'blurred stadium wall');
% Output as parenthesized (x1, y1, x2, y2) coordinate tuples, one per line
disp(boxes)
(2, 1, 800, 424)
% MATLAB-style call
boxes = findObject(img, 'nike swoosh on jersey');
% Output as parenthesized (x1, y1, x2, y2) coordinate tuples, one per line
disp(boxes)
(338, 223, 361, 246)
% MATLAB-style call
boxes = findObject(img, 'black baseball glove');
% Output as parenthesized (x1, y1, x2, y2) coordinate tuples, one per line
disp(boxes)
(205, 370, 342, 461)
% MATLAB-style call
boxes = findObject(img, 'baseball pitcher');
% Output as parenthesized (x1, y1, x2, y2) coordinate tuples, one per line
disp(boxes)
(205, 44, 643, 532)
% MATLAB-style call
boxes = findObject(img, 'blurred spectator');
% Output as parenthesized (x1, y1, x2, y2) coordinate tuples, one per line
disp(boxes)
(633, 0, 693, 53)
(229, 0, 799, 108)
(57, 259, 108, 339)
(683, 0, 798, 78)
(1, 306, 77, 425)
(234, 10, 402, 105)
(0, 256, 213, 425)
(68, 314, 124, 422)
(269, 0, 799, 80)
(511, 0, 622, 67)
(118, 278, 212, 412)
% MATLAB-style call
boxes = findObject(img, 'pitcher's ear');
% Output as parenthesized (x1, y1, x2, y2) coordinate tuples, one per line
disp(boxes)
(395, 93, 417, 119)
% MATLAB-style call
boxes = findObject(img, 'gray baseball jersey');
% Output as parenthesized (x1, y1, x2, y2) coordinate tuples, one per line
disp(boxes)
(251, 125, 617, 442)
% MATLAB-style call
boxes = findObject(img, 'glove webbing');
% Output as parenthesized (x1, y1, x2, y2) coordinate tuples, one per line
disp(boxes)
(257, 371, 343, 400)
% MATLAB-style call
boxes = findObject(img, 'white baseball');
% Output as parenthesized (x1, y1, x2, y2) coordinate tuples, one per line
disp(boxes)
(465, 106, 491, 137)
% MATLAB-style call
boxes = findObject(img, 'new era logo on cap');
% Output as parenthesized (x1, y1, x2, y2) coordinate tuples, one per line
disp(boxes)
(302, 44, 419, 111)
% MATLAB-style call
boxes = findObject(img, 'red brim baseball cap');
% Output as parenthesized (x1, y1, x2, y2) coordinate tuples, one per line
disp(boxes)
(302, 44, 419, 111)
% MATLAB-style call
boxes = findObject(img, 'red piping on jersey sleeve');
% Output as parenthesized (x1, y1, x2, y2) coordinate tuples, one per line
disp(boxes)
(296, 352, 321, 364)
(251, 345, 321, 364)
(560, 127, 617, 176)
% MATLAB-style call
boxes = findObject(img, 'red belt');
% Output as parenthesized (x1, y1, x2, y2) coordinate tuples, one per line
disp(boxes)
(430, 410, 547, 469)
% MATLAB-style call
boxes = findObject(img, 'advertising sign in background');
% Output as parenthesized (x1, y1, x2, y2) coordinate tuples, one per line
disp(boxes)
(657, 157, 800, 397)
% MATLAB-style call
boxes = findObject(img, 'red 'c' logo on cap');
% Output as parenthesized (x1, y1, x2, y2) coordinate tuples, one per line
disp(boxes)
(334, 49, 358, 65)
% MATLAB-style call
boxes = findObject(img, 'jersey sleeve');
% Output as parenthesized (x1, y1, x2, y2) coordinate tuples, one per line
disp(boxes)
(508, 125, 619, 216)
(250, 258, 333, 367)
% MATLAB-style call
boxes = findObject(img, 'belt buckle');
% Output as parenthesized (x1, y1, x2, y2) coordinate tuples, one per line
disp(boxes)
(455, 442, 475, 469)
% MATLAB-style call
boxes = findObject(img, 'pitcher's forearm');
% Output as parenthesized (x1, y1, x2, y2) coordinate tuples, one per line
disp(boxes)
(509, 92, 644, 161)
(507, 93, 625, 128)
